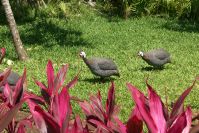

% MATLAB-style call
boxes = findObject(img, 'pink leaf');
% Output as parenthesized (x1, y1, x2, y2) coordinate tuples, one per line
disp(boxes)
(0, 98, 27, 132)
(0, 48, 6, 64)
(46, 60, 54, 93)
(147, 82, 166, 132)
(35, 105, 60, 133)
(27, 100, 48, 133)
(13, 69, 26, 105)
(71, 115, 84, 133)
(58, 87, 71, 132)
(53, 64, 68, 94)
(170, 80, 195, 119)
(127, 83, 157, 133)
(3, 83, 13, 105)
(34, 79, 48, 91)
(65, 76, 78, 90)
(0, 48, 5, 57)
(0, 68, 11, 86)
(182, 107, 192, 133)
(167, 107, 191, 133)
(114, 117, 126, 133)
(88, 119, 111, 132)
(105, 82, 115, 121)
(79, 101, 93, 115)
(126, 107, 143, 133)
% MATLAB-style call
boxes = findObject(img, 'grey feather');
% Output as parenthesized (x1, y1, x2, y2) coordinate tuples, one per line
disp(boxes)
(82, 57, 120, 77)
(141, 48, 171, 67)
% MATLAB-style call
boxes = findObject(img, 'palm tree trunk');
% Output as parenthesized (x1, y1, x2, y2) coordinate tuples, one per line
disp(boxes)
(1, 0, 29, 61)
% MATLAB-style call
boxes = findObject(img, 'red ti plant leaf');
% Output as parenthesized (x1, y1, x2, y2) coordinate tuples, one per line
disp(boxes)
(114, 117, 126, 133)
(127, 83, 157, 133)
(3, 83, 13, 105)
(0, 67, 11, 87)
(16, 119, 32, 133)
(46, 60, 55, 93)
(170, 80, 196, 119)
(80, 82, 121, 133)
(126, 106, 143, 133)
(71, 115, 89, 133)
(105, 82, 115, 122)
(28, 99, 60, 133)
(53, 64, 68, 95)
(0, 98, 27, 132)
(34, 60, 78, 114)
(127, 80, 194, 133)
(52, 87, 71, 133)
(167, 107, 192, 133)
(147, 83, 166, 132)
(12, 69, 26, 105)
(3, 69, 26, 106)
(0, 47, 6, 64)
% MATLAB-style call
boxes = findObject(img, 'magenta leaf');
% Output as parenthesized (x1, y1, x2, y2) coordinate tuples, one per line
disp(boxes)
(65, 75, 78, 90)
(0, 67, 11, 86)
(0, 99, 27, 132)
(88, 119, 111, 132)
(127, 83, 157, 133)
(105, 82, 115, 121)
(46, 60, 55, 93)
(0, 48, 5, 57)
(53, 64, 68, 94)
(170, 80, 195, 119)
(35, 105, 60, 133)
(28, 99, 49, 133)
(13, 69, 26, 105)
(114, 117, 126, 133)
(147, 83, 166, 132)
(0, 48, 6, 64)
(167, 107, 192, 133)
(126, 107, 143, 133)
(58, 88, 72, 132)
(71, 115, 85, 133)
(3, 83, 13, 105)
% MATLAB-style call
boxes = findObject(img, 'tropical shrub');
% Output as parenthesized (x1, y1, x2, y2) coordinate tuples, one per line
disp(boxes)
(126, 80, 195, 133)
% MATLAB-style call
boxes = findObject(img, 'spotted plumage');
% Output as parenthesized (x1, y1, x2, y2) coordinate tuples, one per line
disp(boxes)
(79, 51, 120, 78)
(138, 48, 171, 67)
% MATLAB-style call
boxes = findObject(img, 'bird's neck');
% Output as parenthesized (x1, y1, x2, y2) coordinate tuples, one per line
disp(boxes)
(82, 57, 89, 65)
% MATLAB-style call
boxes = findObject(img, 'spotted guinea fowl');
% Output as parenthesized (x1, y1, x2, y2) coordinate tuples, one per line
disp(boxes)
(138, 48, 171, 68)
(79, 51, 120, 78)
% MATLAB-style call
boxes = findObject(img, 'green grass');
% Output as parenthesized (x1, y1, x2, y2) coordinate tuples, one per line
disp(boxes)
(0, 8, 199, 121)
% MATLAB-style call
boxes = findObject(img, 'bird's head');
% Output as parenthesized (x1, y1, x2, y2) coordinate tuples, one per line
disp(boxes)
(137, 51, 144, 57)
(79, 51, 86, 58)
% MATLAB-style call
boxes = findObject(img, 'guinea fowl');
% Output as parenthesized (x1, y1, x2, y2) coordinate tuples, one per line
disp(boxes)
(79, 51, 120, 78)
(138, 48, 171, 68)
(0, 48, 20, 92)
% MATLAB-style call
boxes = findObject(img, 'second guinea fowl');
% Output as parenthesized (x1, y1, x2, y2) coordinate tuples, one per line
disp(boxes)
(138, 48, 171, 68)
(79, 51, 120, 78)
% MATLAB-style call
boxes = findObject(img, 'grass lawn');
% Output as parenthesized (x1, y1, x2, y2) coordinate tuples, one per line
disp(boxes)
(0, 9, 199, 121)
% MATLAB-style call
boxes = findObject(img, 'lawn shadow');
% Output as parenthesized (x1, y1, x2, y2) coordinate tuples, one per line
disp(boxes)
(162, 19, 199, 33)
(21, 19, 91, 48)
(0, 19, 92, 48)
(80, 77, 117, 84)
(141, 66, 165, 71)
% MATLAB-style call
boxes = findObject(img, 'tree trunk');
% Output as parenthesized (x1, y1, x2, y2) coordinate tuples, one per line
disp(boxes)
(1, 0, 29, 61)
